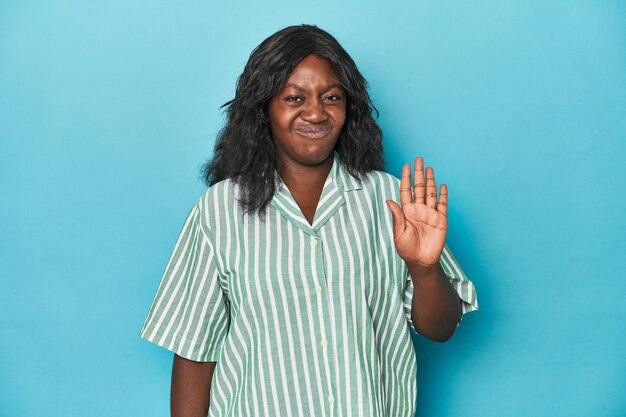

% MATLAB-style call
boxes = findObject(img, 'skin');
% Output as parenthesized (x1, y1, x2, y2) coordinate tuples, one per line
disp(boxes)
(170, 54, 460, 416)
(171, 355, 215, 417)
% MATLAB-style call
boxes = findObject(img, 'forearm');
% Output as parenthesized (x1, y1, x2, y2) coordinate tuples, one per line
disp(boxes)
(408, 261, 461, 342)
(171, 354, 216, 417)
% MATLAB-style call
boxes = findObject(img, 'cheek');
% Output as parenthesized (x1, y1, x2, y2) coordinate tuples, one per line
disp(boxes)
(334, 108, 347, 131)
(269, 113, 300, 150)
(268, 99, 287, 128)
(269, 108, 295, 133)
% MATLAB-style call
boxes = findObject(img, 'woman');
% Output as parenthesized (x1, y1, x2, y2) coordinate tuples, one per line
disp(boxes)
(140, 24, 478, 417)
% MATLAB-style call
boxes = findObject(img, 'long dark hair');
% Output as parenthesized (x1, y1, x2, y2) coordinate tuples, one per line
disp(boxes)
(202, 24, 384, 214)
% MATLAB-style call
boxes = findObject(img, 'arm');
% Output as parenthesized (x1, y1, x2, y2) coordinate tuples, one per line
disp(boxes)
(407, 262, 461, 342)
(171, 354, 216, 417)
(386, 156, 461, 342)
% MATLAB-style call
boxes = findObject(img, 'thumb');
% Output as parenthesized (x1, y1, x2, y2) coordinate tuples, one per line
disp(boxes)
(386, 200, 405, 239)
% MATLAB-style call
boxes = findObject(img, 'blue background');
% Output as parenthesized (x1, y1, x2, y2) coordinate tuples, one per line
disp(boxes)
(1, 1, 625, 416)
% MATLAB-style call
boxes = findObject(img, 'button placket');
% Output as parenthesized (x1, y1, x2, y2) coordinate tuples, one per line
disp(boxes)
(310, 232, 336, 410)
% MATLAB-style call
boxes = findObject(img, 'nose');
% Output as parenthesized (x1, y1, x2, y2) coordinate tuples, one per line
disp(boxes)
(301, 98, 328, 123)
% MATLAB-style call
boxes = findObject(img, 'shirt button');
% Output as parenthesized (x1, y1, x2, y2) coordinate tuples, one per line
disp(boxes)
(320, 338, 327, 348)
(328, 394, 334, 405)
(310, 237, 318, 247)
(314, 284, 322, 294)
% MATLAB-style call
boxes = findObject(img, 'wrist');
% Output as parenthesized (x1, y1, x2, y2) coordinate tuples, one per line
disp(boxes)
(405, 260, 439, 272)
(406, 260, 444, 281)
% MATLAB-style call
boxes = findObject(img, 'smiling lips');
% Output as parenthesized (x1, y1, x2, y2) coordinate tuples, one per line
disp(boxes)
(294, 126, 332, 139)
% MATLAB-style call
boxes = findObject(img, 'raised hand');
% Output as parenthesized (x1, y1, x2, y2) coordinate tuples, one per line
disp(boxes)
(386, 156, 448, 268)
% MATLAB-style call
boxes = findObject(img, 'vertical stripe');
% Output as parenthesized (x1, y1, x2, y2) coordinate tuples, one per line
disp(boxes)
(320, 223, 345, 417)
(263, 210, 292, 417)
(273, 210, 305, 417)
(349, 185, 379, 415)
(285, 221, 318, 415)
(299, 230, 328, 417)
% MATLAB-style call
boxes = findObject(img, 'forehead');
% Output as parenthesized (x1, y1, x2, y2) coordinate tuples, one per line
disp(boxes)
(284, 55, 340, 87)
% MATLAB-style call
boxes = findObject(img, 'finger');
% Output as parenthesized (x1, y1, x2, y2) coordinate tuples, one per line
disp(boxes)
(425, 166, 437, 208)
(400, 163, 412, 207)
(386, 200, 406, 239)
(413, 156, 425, 204)
(437, 183, 448, 216)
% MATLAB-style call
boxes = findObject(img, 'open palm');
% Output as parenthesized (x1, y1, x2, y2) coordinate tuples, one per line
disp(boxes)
(386, 157, 448, 268)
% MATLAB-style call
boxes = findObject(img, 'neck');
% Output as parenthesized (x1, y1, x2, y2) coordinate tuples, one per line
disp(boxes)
(279, 154, 334, 193)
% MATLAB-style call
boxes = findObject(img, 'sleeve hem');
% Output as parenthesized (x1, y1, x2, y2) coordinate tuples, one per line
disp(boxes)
(139, 323, 224, 363)
(454, 278, 479, 316)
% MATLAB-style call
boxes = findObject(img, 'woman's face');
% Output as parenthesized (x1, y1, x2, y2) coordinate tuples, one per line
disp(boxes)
(268, 54, 346, 170)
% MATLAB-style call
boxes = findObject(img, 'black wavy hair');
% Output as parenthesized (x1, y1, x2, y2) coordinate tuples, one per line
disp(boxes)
(202, 24, 384, 214)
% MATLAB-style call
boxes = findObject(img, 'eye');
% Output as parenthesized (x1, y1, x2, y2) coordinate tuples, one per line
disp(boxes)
(323, 95, 343, 104)
(285, 95, 304, 103)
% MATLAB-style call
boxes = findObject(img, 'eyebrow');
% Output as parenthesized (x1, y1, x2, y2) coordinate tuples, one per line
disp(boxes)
(283, 83, 342, 94)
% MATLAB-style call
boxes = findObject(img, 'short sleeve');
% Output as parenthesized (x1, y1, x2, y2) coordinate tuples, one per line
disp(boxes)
(139, 202, 230, 362)
(403, 244, 479, 332)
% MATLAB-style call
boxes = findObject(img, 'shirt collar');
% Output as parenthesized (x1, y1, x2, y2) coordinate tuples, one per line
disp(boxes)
(329, 152, 362, 192)
(271, 152, 361, 235)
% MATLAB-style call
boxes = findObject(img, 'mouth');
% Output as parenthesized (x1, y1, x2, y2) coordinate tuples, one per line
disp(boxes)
(294, 126, 332, 139)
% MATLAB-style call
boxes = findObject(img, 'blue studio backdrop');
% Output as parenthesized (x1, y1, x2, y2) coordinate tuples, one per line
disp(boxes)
(1, 1, 625, 416)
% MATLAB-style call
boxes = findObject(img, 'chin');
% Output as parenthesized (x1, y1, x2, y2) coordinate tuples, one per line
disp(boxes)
(277, 134, 339, 168)
(297, 146, 335, 166)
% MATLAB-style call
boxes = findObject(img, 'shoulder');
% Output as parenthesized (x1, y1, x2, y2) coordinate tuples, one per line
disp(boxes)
(363, 169, 400, 186)
(197, 178, 238, 208)
(357, 169, 401, 200)
(193, 178, 239, 232)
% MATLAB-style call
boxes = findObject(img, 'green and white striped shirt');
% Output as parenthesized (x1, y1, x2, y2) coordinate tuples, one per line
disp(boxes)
(140, 153, 478, 417)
